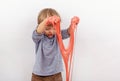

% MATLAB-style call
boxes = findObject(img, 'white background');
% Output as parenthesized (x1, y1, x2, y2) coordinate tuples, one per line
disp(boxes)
(0, 0, 120, 81)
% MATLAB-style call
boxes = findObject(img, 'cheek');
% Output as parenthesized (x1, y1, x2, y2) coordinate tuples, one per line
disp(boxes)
(44, 31, 48, 34)
(53, 30, 56, 34)
(50, 30, 55, 34)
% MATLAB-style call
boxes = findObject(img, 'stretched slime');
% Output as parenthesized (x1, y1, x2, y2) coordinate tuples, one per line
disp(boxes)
(47, 16, 80, 81)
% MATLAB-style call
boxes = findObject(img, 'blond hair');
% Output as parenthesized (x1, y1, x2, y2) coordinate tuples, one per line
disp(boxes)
(37, 8, 61, 24)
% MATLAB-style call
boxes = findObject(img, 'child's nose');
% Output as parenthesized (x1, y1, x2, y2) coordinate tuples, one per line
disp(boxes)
(48, 30, 52, 34)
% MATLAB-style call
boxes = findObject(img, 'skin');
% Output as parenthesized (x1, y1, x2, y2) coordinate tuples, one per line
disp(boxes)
(44, 24, 56, 38)
(36, 17, 71, 38)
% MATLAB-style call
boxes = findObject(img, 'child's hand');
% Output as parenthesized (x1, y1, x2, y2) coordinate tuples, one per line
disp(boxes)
(46, 16, 60, 26)
(70, 16, 80, 30)
(71, 16, 79, 25)
(68, 16, 80, 34)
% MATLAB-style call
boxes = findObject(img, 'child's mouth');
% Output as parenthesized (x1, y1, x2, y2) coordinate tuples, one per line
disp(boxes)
(47, 34, 53, 38)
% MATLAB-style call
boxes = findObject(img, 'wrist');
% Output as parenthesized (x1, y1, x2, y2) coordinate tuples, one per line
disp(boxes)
(67, 27, 70, 35)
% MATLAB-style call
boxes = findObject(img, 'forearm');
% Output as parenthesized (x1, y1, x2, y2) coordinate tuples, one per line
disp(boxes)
(67, 26, 71, 35)
(36, 19, 47, 34)
(67, 24, 73, 36)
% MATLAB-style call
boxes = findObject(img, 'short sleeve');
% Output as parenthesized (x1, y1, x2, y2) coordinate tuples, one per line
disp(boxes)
(32, 30, 44, 43)
(61, 29, 70, 39)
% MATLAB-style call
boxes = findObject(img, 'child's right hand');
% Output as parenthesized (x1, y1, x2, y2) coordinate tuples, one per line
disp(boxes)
(46, 16, 60, 26)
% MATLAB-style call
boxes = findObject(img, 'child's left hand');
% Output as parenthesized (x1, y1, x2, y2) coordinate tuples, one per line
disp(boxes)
(68, 16, 80, 34)
(71, 16, 80, 26)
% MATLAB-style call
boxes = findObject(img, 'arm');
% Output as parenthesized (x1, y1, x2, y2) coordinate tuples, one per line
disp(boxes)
(67, 25, 71, 35)
(36, 18, 48, 34)
(61, 22, 73, 39)
(32, 18, 48, 43)
(62, 16, 79, 39)
(61, 28, 70, 39)
(32, 30, 44, 43)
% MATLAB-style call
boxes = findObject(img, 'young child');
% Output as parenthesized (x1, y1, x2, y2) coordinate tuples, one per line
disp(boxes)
(31, 8, 71, 81)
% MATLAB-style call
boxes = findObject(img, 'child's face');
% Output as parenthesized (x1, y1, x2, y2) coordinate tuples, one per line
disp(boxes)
(44, 24, 56, 38)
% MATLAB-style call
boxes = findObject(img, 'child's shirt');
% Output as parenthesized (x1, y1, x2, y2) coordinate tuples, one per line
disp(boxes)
(32, 29, 70, 76)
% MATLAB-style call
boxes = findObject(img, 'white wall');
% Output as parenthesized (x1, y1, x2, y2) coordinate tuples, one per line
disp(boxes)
(0, 0, 120, 81)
